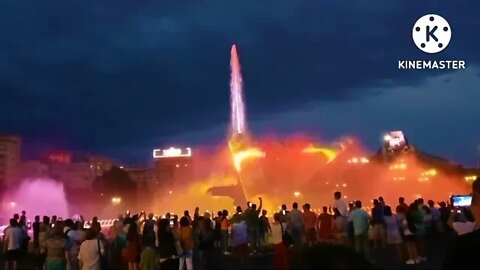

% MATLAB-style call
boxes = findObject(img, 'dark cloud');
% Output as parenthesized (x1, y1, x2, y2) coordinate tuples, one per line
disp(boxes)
(0, 0, 479, 163)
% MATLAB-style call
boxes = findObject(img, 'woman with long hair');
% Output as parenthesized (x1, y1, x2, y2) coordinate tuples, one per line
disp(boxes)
(157, 219, 178, 270)
(122, 222, 141, 270)
(198, 218, 215, 270)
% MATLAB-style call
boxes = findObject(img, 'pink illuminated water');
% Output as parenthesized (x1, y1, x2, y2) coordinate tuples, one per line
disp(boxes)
(230, 44, 246, 135)
(2, 178, 69, 219)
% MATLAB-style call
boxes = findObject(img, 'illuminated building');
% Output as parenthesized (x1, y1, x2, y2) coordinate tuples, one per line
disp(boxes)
(0, 135, 21, 187)
(152, 147, 193, 187)
(47, 151, 114, 191)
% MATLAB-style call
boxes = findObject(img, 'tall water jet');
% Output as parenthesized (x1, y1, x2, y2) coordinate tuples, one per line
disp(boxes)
(230, 44, 246, 136)
(2, 178, 69, 219)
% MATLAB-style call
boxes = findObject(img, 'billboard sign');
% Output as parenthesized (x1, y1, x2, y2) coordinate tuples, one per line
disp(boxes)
(153, 147, 192, 158)
(384, 131, 407, 150)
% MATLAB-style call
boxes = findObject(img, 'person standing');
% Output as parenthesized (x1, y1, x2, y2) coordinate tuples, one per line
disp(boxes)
(142, 213, 156, 247)
(443, 178, 480, 269)
(302, 204, 317, 246)
(384, 206, 403, 263)
(371, 199, 386, 248)
(44, 224, 68, 270)
(396, 197, 409, 216)
(3, 219, 22, 270)
(231, 215, 248, 267)
(317, 206, 333, 243)
(178, 217, 194, 270)
(287, 202, 304, 247)
(428, 200, 443, 234)
(259, 210, 271, 249)
(158, 218, 178, 270)
(39, 216, 53, 269)
(33, 215, 41, 254)
(333, 192, 348, 217)
(220, 210, 230, 254)
(245, 198, 263, 254)
(122, 223, 141, 270)
(348, 201, 370, 259)
(198, 218, 215, 270)
(78, 229, 104, 270)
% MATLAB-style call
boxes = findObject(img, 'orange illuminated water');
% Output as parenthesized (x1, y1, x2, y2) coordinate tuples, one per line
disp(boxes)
(150, 45, 470, 216)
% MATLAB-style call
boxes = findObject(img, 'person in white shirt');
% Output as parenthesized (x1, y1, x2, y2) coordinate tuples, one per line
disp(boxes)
(333, 191, 348, 217)
(3, 219, 22, 270)
(78, 229, 104, 270)
(286, 202, 304, 246)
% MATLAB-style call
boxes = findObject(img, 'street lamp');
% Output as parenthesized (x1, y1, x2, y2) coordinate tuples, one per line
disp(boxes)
(111, 197, 122, 205)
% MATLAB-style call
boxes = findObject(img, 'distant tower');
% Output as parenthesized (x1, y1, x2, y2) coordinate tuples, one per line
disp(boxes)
(0, 135, 21, 188)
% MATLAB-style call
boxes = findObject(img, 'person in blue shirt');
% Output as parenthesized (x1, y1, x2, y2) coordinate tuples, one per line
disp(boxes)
(371, 199, 386, 248)
(348, 201, 370, 259)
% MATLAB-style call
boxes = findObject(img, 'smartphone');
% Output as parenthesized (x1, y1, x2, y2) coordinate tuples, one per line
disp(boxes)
(248, 201, 252, 208)
(451, 195, 472, 207)
(169, 220, 174, 226)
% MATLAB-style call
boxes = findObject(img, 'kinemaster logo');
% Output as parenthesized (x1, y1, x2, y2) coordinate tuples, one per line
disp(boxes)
(398, 14, 466, 70)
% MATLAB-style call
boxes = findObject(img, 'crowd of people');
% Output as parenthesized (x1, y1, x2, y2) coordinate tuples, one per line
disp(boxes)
(2, 178, 480, 270)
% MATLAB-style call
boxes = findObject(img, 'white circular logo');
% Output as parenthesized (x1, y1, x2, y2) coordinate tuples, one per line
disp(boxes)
(412, 14, 451, 54)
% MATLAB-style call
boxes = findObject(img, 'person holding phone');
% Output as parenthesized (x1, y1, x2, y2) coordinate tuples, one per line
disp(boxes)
(443, 178, 480, 269)
(447, 207, 475, 236)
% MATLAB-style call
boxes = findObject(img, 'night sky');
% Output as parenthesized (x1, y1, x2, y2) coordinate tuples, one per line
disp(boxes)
(1, 0, 479, 165)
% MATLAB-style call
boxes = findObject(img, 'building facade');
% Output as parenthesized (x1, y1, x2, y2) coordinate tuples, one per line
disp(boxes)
(46, 151, 114, 192)
(0, 135, 21, 188)
(152, 147, 193, 188)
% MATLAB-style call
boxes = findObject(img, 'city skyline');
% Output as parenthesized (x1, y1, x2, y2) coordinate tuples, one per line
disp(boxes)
(1, 0, 479, 165)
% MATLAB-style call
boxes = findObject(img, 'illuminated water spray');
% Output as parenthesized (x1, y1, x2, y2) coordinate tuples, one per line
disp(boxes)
(230, 44, 246, 135)
(227, 45, 265, 202)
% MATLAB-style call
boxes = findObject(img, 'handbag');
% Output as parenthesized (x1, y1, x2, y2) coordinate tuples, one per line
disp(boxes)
(97, 239, 108, 270)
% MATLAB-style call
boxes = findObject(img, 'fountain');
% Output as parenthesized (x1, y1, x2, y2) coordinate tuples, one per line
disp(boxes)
(207, 44, 267, 205)
(154, 44, 470, 216)
(230, 44, 246, 136)
(1, 178, 69, 220)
